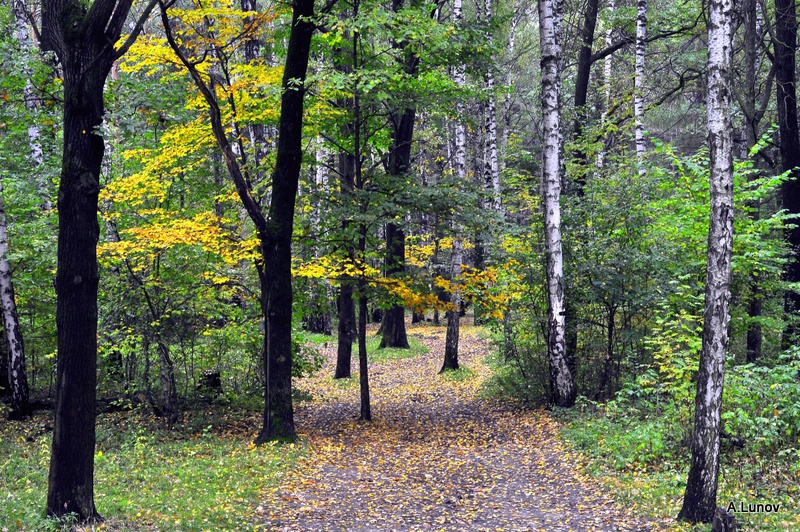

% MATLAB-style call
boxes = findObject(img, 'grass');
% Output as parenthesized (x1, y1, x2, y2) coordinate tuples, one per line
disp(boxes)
(439, 365, 476, 381)
(301, 330, 429, 364)
(0, 406, 303, 531)
(366, 334, 429, 362)
(558, 404, 800, 532)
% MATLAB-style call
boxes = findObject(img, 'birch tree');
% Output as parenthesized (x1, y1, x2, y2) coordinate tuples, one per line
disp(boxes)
(634, 0, 647, 174)
(441, 0, 466, 372)
(2, 0, 36, 420)
(538, 0, 575, 407)
(678, 0, 734, 521)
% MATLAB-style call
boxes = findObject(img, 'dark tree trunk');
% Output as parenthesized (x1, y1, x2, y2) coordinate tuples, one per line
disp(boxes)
(156, 341, 180, 427)
(776, 0, 800, 343)
(335, 283, 355, 379)
(358, 285, 371, 421)
(441, 310, 460, 372)
(41, 0, 146, 518)
(380, 0, 419, 349)
(162, 0, 312, 444)
(569, 0, 599, 194)
(255, 0, 315, 443)
(358, 280, 372, 421)
(380, 223, 410, 348)
(335, 80, 356, 377)
(742, 0, 762, 363)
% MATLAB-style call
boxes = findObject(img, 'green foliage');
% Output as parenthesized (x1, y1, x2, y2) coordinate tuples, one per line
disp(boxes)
(0, 410, 302, 530)
(722, 351, 800, 453)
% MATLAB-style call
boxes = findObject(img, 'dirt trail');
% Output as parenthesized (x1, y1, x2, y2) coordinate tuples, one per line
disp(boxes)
(262, 323, 661, 531)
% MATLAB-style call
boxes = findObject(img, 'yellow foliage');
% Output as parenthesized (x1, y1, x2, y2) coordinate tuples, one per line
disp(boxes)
(98, 213, 259, 266)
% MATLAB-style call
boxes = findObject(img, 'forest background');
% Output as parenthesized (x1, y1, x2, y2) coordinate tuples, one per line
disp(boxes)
(1, 0, 799, 529)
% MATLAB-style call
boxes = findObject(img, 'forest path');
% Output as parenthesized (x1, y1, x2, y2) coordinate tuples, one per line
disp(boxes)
(262, 322, 660, 531)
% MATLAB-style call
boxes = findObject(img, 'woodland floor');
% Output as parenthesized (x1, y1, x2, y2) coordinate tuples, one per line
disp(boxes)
(261, 322, 668, 531)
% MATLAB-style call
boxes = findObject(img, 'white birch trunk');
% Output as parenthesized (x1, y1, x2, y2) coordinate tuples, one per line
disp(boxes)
(13, 0, 49, 209)
(6, 0, 34, 418)
(634, 0, 647, 174)
(483, 0, 501, 214)
(0, 183, 29, 418)
(598, 0, 614, 168)
(678, 0, 734, 522)
(443, 0, 467, 371)
(500, 10, 521, 168)
(538, 0, 575, 407)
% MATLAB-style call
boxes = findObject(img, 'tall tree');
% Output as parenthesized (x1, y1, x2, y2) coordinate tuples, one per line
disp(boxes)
(538, 0, 575, 407)
(380, 0, 420, 349)
(159, 0, 316, 443)
(775, 0, 800, 342)
(441, 0, 467, 373)
(41, 0, 156, 520)
(678, 0, 734, 522)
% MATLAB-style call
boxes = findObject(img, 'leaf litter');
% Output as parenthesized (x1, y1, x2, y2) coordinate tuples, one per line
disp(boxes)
(262, 323, 666, 531)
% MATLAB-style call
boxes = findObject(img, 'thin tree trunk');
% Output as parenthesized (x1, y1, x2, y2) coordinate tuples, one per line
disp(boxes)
(634, 0, 647, 174)
(442, 0, 466, 373)
(570, 0, 599, 194)
(539, 0, 576, 408)
(483, 0, 501, 214)
(678, 0, 734, 521)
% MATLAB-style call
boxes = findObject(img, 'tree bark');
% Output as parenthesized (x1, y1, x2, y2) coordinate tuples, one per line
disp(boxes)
(775, 0, 800, 343)
(442, 0, 466, 373)
(539, 0, 576, 408)
(380, 0, 420, 349)
(42, 0, 150, 519)
(255, 0, 315, 443)
(678, 0, 734, 521)
(0, 183, 30, 420)
(381, 223, 410, 348)
(161, 0, 313, 443)
(336, 284, 355, 378)
(634, 0, 647, 174)
(742, 0, 762, 362)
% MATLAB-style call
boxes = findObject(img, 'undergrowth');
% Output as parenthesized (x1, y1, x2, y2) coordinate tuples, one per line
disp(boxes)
(0, 406, 303, 531)
(555, 357, 800, 532)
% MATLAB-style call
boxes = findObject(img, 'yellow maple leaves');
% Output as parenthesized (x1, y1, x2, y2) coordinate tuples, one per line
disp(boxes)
(99, 213, 259, 267)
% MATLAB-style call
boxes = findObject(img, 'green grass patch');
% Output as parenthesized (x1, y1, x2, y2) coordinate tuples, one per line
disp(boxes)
(1, 408, 302, 531)
(300, 331, 334, 347)
(367, 334, 428, 362)
(440, 366, 476, 381)
(331, 376, 358, 388)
